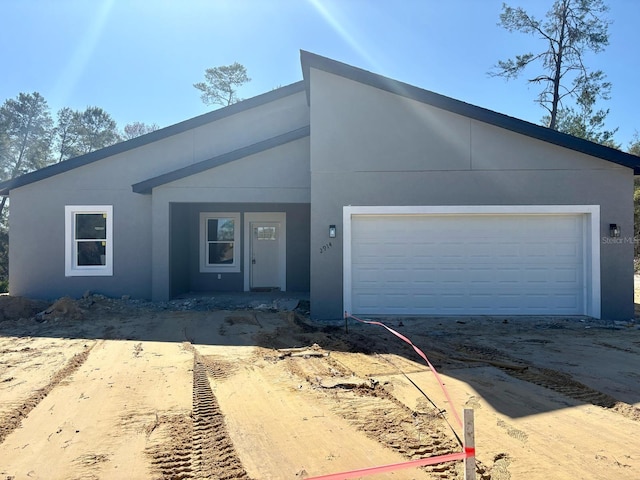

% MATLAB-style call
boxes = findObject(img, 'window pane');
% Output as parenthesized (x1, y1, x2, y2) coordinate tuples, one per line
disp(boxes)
(76, 214, 107, 240)
(207, 218, 234, 241)
(77, 241, 106, 266)
(208, 242, 234, 264)
(256, 226, 277, 240)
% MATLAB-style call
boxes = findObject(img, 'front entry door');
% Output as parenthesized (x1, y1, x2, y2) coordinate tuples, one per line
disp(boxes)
(250, 222, 281, 289)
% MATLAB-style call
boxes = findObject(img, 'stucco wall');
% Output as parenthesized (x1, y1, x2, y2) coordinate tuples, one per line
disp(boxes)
(9, 182, 152, 300)
(8, 88, 310, 301)
(170, 203, 191, 298)
(309, 68, 634, 320)
(167, 203, 310, 295)
(151, 136, 311, 300)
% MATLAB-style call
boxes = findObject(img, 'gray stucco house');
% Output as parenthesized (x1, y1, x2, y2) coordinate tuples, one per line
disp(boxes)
(1, 51, 639, 320)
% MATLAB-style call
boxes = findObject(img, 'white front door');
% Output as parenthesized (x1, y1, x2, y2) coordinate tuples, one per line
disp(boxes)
(244, 212, 287, 292)
(250, 222, 281, 290)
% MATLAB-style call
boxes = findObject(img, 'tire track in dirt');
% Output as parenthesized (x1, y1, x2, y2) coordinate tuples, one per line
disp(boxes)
(267, 319, 495, 479)
(281, 352, 472, 480)
(595, 341, 639, 354)
(451, 342, 640, 422)
(331, 384, 463, 478)
(0, 342, 94, 445)
(200, 355, 237, 381)
(146, 413, 194, 480)
(191, 356, 250, 479)
(147, 343, 249, 480)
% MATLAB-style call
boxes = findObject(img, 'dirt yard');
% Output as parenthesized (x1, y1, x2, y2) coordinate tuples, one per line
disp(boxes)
(0, 293, 639, 480)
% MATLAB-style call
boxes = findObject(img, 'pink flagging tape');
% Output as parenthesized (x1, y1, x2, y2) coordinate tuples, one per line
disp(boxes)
(305, 451, 470, 480)
(346, 313, 463, 429)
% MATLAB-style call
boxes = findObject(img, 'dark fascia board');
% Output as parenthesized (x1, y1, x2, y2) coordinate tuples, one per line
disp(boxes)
(300, 50, 640, 174)
(132, 125, 310, 194)
(0, 81, 306, 196)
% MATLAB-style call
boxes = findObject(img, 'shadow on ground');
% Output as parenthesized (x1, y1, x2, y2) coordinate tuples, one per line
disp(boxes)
(1, 293, 639, 420)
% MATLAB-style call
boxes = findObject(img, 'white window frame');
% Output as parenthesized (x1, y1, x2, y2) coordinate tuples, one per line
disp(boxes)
(200, 212, 241, 273)
(65, 205, 113, 277)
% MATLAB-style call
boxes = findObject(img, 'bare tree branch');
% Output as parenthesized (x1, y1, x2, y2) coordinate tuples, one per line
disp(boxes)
(490, 0, 612, 134)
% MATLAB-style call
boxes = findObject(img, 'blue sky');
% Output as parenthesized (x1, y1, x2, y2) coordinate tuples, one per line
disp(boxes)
(2, 0, 638, 148)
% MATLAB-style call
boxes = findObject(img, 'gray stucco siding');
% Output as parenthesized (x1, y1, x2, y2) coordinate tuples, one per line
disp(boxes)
(169, 203, 310, 295)
(9, 183, 152, 300)
(310, 68, 621, 175)
(6, 53, 637, 322)
(309, 170, 633, 320)
(158, 136, 311, 195)
(470, 120, 623, 171)
(309, 69, 471, 172)
(170, 203, 190, 298)
(143, 89, 308, 185)
(189, 92, 309, 165)
(7, 88, 310, 303)
(151, 135, 311, 301)
(6, 90, 309, 196)
(308, 67, 634, 320)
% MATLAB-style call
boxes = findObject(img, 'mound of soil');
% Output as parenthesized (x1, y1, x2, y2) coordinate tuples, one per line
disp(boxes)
(0, 296, 49, 322)
(39, 297, 84, 321)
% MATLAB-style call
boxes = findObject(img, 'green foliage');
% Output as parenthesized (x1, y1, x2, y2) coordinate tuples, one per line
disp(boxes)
(76, 107, 121, 153)
(54, 107, 78, 163)
(0, 92, 54, 179)
(122, 121, 160, 140)
(1, 92, 127, 281)
(0, 92, 55, 234)
(0, 92, 55, 283)
(543, 102, 618, 147)
(492, 0, 611, 131)
(629, 134, 640, 157)
(53, 106, 121, 162)
(194, 62, 251, 107)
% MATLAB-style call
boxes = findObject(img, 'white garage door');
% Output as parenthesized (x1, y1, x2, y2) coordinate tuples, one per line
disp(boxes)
(350, 214, 587, 315)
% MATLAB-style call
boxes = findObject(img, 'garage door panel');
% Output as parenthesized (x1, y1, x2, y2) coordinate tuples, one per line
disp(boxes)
(522, 268, 548, 283)
(524, 243, 550, 257)
(411, 243, 438, 258)
(495, 267, 521, 283)
(524, 295, 548, 309)
(467, 267, 494, 283)
(440, 267, 466, 283)
(350, 213, 586, 315)
(356, 294, 382, 309)
(554, 267, 580, 283)
(469, 294, 494, 309)
(554, 242, 581, 258)
(469, 243, 497, 258)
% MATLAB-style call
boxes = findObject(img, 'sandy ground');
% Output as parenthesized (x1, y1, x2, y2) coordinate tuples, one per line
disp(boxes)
(0, 294, 639, 480)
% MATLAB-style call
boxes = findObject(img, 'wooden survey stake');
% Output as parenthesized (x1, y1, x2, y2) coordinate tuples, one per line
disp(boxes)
(464, 408, 476, 480)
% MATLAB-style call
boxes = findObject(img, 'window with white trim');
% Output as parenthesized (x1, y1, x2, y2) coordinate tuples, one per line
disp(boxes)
(65, 206, 113, 276)
(200, 212, 240, 273)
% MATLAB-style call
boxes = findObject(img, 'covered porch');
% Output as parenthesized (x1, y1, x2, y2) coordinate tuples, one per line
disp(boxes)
(167, 202, 310, 300)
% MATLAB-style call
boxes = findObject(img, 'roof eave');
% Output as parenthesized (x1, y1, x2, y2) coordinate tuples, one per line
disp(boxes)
(0, 81, 306, 196)
(132, 125, 310, 194)
(299, 50, 640, 173)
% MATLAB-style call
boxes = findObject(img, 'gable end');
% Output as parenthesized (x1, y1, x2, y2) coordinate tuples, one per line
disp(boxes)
(0, 81, 306, 196)
(300, 50, 640, 173)
(132, 126, 310, 194)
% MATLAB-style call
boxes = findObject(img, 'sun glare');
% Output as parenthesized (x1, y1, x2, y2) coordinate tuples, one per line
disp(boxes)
(306, 0, 381, 71)
(53, 0, 116, 106)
